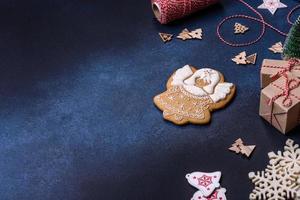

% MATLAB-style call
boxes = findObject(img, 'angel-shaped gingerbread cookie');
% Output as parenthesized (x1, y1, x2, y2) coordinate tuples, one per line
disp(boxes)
(154, 65, 236, 125)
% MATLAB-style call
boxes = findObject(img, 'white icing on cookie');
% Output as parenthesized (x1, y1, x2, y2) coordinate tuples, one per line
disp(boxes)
(171, 65, 233, 102)
(183, 85, 207, 96)
(184, 68, 220, 94)
(209, 83, 233, 103)
(171, 65, 193, 86)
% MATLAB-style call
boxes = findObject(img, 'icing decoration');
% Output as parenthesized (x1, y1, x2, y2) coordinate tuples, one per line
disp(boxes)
(154, 65, 235, 125)
(171, 65, 194, 86)
(155, 86, 212, 121)
(171, 65, 232, 102)
(191, 188, 227, 200)
(209, 83, 233, 103)
(183, 85, 207, 96)
(258, 0, 287, 15)
(184, 68, 220, 94)
(186, 171, 221, 197)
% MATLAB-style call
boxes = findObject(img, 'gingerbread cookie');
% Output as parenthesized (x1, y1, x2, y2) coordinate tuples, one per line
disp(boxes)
(153, 65, 236, 125)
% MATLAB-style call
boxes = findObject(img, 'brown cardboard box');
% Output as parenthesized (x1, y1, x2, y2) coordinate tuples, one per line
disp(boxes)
(260, 59, 300, 89)
(259, 73, 300, 134)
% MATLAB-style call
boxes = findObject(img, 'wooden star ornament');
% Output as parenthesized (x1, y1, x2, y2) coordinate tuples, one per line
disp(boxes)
(258, 0, 287, 15)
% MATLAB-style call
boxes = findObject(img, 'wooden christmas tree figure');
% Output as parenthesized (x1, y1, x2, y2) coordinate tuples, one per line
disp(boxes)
(283, 16, 300, 59)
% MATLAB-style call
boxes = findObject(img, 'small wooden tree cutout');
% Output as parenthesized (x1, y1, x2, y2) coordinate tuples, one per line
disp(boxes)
(269, 42, 283, 53)
(232, 51, 247, 65)
(159, 33, 173, 43)
(234, 22, 249, 34)
(232, 51, 257, 65)
(229, 138, 256, 157)
(246, 53, 257, 65)
(177, 28, 192, 40)
(240, 145, 256, 157)
(188, 28, 202, 39)
(177, 28, 203, 41)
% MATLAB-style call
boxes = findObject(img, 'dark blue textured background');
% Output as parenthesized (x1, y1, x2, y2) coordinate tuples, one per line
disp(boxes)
(0, 0, 299, 199)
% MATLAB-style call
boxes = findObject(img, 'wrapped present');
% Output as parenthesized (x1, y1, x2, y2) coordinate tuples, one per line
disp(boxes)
(259, 73, 300, 134)
(260, 59, 300, 89)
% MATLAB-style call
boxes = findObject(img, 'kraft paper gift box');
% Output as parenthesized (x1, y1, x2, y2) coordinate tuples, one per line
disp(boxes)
(260, 59, 300, 89)
(259, 73, 300, 134)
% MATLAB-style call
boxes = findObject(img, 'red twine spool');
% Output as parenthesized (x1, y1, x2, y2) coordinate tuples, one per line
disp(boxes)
(151, 0, 219, 24)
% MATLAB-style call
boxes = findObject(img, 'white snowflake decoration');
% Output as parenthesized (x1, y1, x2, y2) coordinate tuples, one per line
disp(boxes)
(248, 139, 300, 200)
(258, 0, 287, 15)
(268, 139, 300, 174)
(249, 163, 300, 200)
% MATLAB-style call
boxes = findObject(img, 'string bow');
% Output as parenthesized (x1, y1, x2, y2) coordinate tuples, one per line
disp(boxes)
(270, 58, 300, 79)
(268, 74, 300, 108)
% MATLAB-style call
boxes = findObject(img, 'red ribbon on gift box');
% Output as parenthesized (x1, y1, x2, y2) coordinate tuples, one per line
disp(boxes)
(264, 74, 300, 132)
(268, 74, 300, 108)
(270, 59, 300, 79)
(262, 58, 300, 81)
